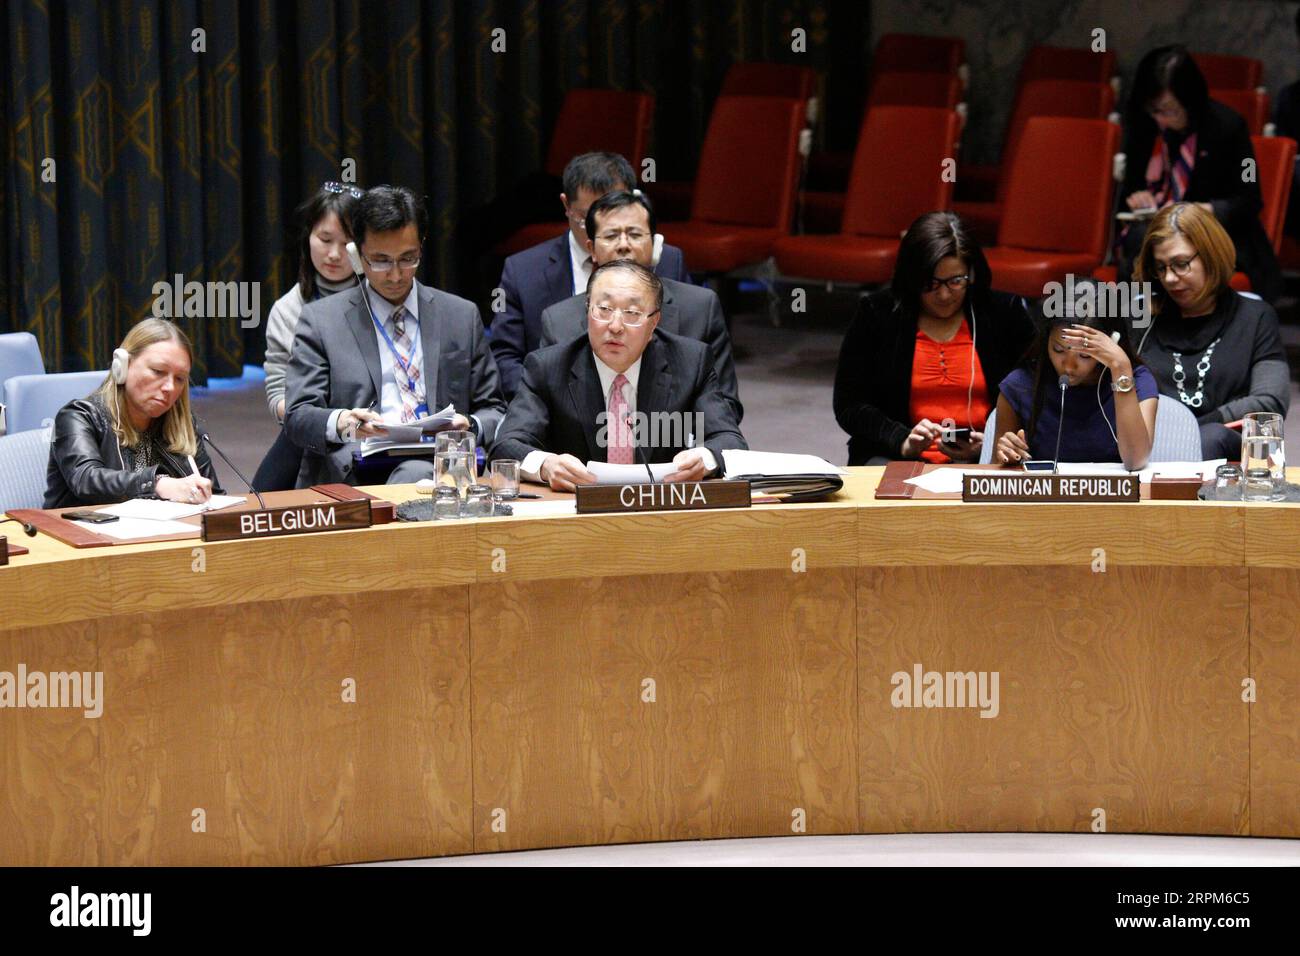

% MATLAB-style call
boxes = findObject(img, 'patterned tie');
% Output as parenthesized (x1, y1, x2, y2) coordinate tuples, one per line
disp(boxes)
(388, 305, 422, 423)
(606, 372, 634, 464)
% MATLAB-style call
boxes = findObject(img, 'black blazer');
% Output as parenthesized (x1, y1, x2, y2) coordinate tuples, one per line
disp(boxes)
(1121, 99, 1281, 301)
(45, 394, 223, 508)
(494, 329, 747, 467)
(538, 277, 743, 422)
(833, 288, 1033, 465)
(488, 232, 689, 398)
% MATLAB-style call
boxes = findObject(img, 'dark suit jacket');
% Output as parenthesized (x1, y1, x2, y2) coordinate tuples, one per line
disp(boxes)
(538, 277, 742, 422)
(833, 287, 1033, 465)
(494, 329, 747, 469)
(1120, 99, 1281, 300)
(489, 232, 690, 397)
(285, 281, 506, 486)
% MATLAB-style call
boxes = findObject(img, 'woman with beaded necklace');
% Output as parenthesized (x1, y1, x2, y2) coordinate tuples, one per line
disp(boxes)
(1131, 202, 1290, 460)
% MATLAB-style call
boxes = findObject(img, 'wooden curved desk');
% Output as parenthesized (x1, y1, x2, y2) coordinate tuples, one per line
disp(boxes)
(1, 468, 1295, 865)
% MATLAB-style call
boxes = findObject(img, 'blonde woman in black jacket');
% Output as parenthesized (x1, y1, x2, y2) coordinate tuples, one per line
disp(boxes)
(45, 318, 223, 508)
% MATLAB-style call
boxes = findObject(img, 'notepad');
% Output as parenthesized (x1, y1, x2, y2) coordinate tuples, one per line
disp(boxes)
(72, 516, 197, 540)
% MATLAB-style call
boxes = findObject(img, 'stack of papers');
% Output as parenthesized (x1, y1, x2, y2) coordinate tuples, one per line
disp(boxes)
(74, 517, 198, 540)
(722, 450, 847, 501)
(359, 404, 458, 456)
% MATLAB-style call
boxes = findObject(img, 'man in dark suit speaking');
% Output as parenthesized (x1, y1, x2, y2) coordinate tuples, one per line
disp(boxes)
(495, 261, 746, 492)
(489, 152, 691, 398)
(539, 189, 742, 422)
(285, 185, 506, 486)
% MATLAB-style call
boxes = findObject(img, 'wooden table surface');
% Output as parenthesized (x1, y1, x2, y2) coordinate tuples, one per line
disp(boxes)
(1, 467, 1296, 864)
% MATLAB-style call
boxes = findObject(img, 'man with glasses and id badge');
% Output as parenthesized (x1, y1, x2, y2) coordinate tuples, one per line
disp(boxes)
(285, 185, 506, 486)
(494, 260, 746, 492)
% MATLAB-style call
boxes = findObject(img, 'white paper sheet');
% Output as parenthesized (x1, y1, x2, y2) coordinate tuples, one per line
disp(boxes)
(72, 517, 197, 540)
(505, 499, 577, 517)
(584, 461, 677, 484)
(366, 403, 458, 443)
(99, 495, 245, 521)
(902, 469, 987, 494)
(722, 449, 847, 476)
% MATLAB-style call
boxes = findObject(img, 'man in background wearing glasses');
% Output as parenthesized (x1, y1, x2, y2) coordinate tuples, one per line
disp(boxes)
(489, 152, 691, 399)
(494, 261, 746, 491)
(285, 185, 506, 486)
(538, 189, 742, 424)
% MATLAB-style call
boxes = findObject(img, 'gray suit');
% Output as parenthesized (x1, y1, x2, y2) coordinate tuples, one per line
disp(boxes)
(539, 277, 743, 422)
(285, 281, 506, 487)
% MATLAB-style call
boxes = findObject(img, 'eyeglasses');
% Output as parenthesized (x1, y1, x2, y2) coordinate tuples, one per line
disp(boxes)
(324, 181, 364, 199)
(1153, 252, 1199, 278)
(362, 252, 421, 273)
(589, 303, 659, 327)
(923, 274, 971, 293)
(594, 228, 650, 245)
(1146, 100, 1184, 119)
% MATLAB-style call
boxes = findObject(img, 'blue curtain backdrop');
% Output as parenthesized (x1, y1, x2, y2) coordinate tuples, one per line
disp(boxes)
(1, 0, 866, 380)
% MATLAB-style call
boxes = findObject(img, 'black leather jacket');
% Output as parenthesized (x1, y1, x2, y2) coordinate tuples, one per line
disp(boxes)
(44, 395, 223, 508)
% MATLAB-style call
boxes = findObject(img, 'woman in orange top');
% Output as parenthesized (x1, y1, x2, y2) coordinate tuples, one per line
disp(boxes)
(834, 212, 1034, 465)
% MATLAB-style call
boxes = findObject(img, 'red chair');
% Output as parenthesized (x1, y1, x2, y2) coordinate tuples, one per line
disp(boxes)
(871, 34, 965, 78)
(658, 63, 817, 222)
(1019, 45, 1117, 85)
(955, 79, 1116, 243)
(773, 106, 961, 283)
(658, 96, 805, 273)
(495, 89, 654, 255)
(1191, 52, 1262, 91)
(1226, 134, 1297, 291)
(721, 62, 817, 100)
(867, 72, 962, 109)
(983, 117, 1120, 298)
(1211, 88, 1270, 136)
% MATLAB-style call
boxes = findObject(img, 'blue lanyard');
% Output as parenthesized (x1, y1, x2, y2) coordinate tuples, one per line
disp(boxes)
(364, 284, 422, 397)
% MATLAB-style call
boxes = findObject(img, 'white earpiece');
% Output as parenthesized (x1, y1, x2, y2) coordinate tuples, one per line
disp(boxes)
(111, 347, 130, 385)
(652, 233, 664, 268)
(346, 241, 365, 275)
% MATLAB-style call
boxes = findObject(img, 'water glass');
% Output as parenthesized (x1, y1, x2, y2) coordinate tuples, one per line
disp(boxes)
(437, 430, 476, 477)
(491, 459, 521, 501)
(1214, 463, 1243, 500)
(463, 483, 494, 518)
(433, 486, 461, 519)
(1240, 412, 1285, 502)
(435, 449, 475, 501)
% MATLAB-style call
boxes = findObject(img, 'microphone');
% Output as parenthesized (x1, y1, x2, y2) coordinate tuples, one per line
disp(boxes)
(198, 427, 267, 509)
(0, 516, 38, 537)
(624, 414, 655, 482)
(1052, 374, 1069, 474)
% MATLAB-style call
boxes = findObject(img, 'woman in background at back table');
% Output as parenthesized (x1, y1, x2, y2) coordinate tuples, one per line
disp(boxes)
(1131, 202, 1290, 460)
(253, 182, 362, 491)
(993, 282, 1159, 470)
(834, 212, 1033, 466)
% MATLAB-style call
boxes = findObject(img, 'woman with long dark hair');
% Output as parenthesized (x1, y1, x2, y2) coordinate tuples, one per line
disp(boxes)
(1117, 44, 1280, 301)
(992, 280, 1159, 470)
(833, 211, 1034, 465)
(253, 182, 362, 491)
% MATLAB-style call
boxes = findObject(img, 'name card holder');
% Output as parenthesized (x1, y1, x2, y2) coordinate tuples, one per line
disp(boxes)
(0, 536, 7, 566)
(962, 473, 1140, 503)
(202, 499, 372, 542)
(576, 479, 752, 514)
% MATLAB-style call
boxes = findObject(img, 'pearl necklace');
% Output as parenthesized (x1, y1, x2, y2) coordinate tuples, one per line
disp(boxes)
(1170, 336, 1221, 409)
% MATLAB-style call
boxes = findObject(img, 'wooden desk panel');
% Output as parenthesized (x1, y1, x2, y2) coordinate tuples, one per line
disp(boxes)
(96, 586, 472, 865)
(471, 568, 858, 851)
(1, 468, 1295, 864)
(858, 565, 1249, 836)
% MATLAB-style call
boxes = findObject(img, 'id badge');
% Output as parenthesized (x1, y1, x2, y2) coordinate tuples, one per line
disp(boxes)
(413, 401, 429, 418)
